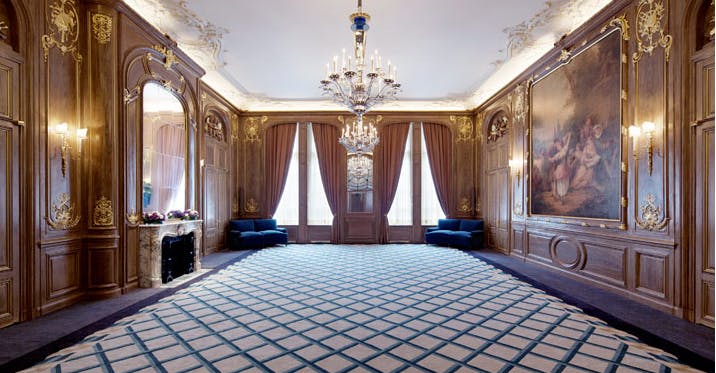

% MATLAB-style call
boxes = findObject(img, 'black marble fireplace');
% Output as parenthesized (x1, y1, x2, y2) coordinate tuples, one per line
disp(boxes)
(161, 232, 195, 283)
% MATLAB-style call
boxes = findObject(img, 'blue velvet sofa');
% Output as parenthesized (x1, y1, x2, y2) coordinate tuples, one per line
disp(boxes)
(425, 219, 484, 249)
(227, 219, 288, 249)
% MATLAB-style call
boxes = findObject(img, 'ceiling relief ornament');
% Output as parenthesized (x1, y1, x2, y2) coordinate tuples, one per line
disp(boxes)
(635, 193, 668, 231)
(633, 0, 673, 63)
(93, 196, 114, 227)
(47, 192, 80, 230)
(244, 116, 267, 143)
(91, 13, 112, 45)
(204, 113, 225, 142)
(450, 116, 474, 143)
(487, 114, 509, 143)
(42, 0, 82, 63)
(244, 197, 259, 214)
(123, 0, 227, 70)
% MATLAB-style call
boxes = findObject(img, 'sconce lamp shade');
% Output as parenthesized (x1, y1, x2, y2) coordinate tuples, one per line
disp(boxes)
(628, 125, 641, 138)
(76, 128, 88, 140)
(641, 121, 656, 133)
(55, 122, 69, 135)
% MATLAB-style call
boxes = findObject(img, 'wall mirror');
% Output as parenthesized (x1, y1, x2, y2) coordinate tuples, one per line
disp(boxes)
(142, 82, 187, 213)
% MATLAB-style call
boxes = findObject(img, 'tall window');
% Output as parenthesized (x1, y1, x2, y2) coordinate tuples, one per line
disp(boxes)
(387, 125, 412, 225)
(273, 126, 299, 225)
(421, 124, 445, 225)
(307, 124, 333, 225)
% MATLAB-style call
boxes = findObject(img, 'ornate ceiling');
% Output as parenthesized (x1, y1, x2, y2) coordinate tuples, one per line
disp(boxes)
(123, 0, 613, 112)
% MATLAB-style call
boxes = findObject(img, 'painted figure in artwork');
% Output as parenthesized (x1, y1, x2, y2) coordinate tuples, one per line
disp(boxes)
(548, 132, 571, 202)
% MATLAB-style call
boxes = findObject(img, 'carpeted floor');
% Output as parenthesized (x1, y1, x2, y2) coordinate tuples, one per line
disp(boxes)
(22, 245, 704, 372)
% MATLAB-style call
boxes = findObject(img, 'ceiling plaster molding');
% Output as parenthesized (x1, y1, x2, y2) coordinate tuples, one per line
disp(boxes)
(125, 0, 611, 112)
(123, 0, 227, 69)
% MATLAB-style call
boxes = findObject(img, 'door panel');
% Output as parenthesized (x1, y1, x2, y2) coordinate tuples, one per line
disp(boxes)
(0, 119, 19, 328)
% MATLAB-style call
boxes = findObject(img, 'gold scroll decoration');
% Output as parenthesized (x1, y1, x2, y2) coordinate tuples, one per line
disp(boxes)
(42, 0, 82, 63)
(0, 20, 9, 41)
(244, 116, 267, 143)
(457, 197, 472, 214)
(450, 116, 474, 143)
(475, 112, 485, 143)
(245, 197, 259, 214)
(46, 192, 80, 230)
(151, 44, 178, 70)
(91, 13, 112, 45)
(633, 0, 673, 62)
(93, 196, 113, 226)
(231, 114, 239, 144)
(126, 209, 141, 226)
(635, 193, 668, 231)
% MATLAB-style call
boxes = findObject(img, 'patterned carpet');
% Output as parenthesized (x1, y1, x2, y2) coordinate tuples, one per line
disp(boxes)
(24, 245, 701, 372)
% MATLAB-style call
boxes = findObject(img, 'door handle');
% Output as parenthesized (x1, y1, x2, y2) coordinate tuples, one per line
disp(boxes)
(9, 119, 24, 127)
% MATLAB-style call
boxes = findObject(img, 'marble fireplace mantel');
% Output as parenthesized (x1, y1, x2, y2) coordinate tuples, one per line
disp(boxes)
(138, 219, 203, 288)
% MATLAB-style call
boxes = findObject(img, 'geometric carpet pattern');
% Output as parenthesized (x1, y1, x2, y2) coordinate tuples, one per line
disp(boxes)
(24, 244, 702, 372)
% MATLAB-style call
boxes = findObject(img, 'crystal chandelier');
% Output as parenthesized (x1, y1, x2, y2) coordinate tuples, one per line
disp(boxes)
(320, 0, 401, 154)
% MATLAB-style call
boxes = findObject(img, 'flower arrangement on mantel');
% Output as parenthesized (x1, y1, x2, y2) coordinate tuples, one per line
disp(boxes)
(167, 209, 200, 221)
(142, 211, 165, 224)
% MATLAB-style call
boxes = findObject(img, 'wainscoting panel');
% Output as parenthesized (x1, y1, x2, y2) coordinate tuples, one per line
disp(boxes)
(581, 242, 627, 288)
(525, 231, 552, 264)
(86, 236, 120, 298)
(40, 242, 82, 314)
(633, 246, 671, 303)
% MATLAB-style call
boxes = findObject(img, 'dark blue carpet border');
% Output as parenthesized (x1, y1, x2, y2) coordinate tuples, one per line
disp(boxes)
(0, 249, 257, 373)
(464, 250, 714, 373)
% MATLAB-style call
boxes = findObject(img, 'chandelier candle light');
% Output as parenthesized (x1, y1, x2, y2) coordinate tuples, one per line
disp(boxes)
(321, 0, 401, 154)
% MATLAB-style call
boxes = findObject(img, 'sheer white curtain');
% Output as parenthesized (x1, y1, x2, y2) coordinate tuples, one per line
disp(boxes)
(421, 124, 445, 225)
(273, 125, 299, 225)
(387, 125, 412, 225)
(307, 124, 333, 225)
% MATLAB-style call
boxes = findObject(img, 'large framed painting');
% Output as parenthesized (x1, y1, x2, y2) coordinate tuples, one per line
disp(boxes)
(529, 27, 624, 221)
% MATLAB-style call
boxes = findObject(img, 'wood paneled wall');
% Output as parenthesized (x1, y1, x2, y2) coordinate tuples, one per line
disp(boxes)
(0, 0, 709, 328)
(477, 0, 714, 322)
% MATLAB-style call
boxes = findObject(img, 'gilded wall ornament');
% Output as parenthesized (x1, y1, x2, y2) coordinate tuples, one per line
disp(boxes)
(91, 13, 112, 45)
(123, 86, 140, 103)
(232, 196, 239, 214)
(558, 49, 572, 63)
(231, 114, 239, 143)
(601, 14, 630, 41)
(708, 0, 715, 42)
(514, 199, 524, 216)
(244, 116, 267, 143)
(475, 112, 485, 142)
(450, 116, 473, 143)
(510, 83, 528, 124)
(47, 192, 80, 230)
(245, 197, 259, 214)
(457, 197, 472, 214)
(204, 113, 225, 142)
(126, 209, 141, 226)
(633, 0, 673, 62)
(0, 20, 8, 41)
(636, 193, 668, 231)
(487, 114, 509, 143)
(93, 196, 114, 226)
(151, 44, 178, 70)
(42, 0, 82, 63)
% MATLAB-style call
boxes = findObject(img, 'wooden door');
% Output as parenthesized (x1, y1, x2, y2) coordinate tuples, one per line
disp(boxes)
(485, 134, 510, 254)
(203, 141, 230, 254)
(692, 44, 714, 327)
(0, 54, 20, 328)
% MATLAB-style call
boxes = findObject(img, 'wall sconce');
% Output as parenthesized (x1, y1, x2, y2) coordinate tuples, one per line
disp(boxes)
(53, 122, 88, 178)
(628, 121, 657, 175)
(508, 158, 522, 183)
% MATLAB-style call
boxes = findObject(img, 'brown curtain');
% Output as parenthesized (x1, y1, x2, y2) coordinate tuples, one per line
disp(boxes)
(378, 123, 410, 243)
(423, 122, 452, 216)
(264, 123, 298, 217)
(312, 123, 344, 242)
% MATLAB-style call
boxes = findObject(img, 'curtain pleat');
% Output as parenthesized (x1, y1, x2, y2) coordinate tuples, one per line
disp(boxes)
(264, 123, 298, 217)
(312, 123, 344, 242)
(378, 123, 410, 243)
(153, 124, 185, 212)
(423, 122, 452, 216)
